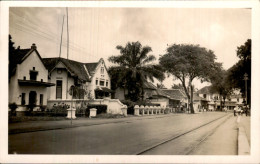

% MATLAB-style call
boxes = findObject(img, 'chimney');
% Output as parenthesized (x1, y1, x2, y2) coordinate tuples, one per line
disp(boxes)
(31, 43, 37, 50)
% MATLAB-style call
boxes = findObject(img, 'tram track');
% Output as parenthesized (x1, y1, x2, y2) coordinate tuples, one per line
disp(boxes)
(136, 113, 232, 155)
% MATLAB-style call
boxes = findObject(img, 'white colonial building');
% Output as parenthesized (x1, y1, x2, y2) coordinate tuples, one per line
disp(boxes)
(9, 44, 55, 111)
(42, 57, 112, 101)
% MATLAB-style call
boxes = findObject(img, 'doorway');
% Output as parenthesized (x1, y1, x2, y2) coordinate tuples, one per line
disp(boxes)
(29, 91, 37, 105)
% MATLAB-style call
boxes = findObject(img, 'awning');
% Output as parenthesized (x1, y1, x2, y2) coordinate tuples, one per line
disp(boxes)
(18, 79, 55, 87)
(95, 87, 114, 93)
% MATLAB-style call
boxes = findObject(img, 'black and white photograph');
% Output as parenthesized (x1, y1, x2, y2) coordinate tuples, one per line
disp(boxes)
(1, 1, 260, 163)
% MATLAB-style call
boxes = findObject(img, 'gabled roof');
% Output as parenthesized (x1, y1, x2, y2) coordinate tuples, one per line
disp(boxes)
(9, 44, 46, 78)
(143, 81, 157, 90)
(151, 89, 171, 99)
(84, 62, 98, 76)
(9, 48, 31, 77)
(162, 89, 187, 100)
(196, 86, 212, 94)
(42, 57, 91, 82)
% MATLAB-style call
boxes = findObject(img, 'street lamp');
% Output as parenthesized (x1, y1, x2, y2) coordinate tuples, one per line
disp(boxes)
(243, 73, 248, 105)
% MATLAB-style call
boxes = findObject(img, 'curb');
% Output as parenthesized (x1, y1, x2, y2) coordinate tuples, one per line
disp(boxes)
(238, 126, 250, 155)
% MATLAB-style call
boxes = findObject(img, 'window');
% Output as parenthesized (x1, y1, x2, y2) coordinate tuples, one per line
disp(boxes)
(203, 94, 206, 98)
(106, 81, 108, 87)
(57, 69, 62, 74)
(30, 70, 38, 81)
(40, 94, 43, 106)
(33, 67, 35, 70)
(96, 79, 98, 85)
(101, 67, 104, 74)
(21, 93, 26, 105)
(100, 80, 105, 86)
(56, 80, 62, 99)
(237, 98, 239, 102)
(23, 76, 26, 80)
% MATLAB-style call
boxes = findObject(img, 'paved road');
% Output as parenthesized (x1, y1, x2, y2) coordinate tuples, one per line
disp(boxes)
(9, 112, 231, 155)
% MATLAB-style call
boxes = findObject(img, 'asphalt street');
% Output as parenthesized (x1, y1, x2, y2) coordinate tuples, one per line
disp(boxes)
(9, 112, 237, 155)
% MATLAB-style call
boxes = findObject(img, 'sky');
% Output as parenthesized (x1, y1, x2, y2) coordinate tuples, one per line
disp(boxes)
(9, 7, 251, 89)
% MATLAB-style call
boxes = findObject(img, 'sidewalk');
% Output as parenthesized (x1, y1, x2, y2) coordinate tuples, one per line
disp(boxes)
(237, 114, 251, 155)
(9, 113, 180, 134)
(189, 114, 250, 155)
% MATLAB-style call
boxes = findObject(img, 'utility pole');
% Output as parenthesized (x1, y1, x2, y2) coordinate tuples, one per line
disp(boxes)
(243, 73, 248, 105)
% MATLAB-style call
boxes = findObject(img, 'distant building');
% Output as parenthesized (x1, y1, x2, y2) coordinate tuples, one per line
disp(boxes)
(114, 81, 188, 108)
(9, 44, 55, 111)
(196, 86, 244, 111)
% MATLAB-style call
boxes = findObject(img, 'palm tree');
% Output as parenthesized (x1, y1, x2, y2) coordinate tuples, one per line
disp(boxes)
(108, 41, 165, 101)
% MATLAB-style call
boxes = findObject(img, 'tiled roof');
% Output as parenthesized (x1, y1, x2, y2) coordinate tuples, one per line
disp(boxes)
(85, 62, 98, 76)
(151, 89, 170, 99)
(42, 57, 91, 82)
(162, 89, 187, 100)
(196, 86, 212, 94)
(143, 81, 157, 90)
(230, 94, 242, 98)
(9, 48, 32, 77)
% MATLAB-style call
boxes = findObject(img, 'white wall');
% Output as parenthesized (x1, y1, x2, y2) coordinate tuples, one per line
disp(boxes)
(47, 62, 75, 100)
(150, 98, 169, 107)
(9, 50, 50, 111)
(88, 59, 111, 98)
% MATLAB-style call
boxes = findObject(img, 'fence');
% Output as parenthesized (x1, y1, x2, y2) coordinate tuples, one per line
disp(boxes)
(133, 105, 178, 116)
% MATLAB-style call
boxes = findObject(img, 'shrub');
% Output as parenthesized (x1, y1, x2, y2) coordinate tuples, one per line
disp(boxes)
(120, 100, 135, 114)
(9, 102, 18, 116)
(86, 104, 107, 116)
(26, 104, 36, 115)
(40, 105, 47, 112)
(76, 107, 86, 117)
(49, 103, 70, 116)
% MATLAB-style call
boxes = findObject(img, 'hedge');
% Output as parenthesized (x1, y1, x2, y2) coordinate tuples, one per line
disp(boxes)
(85, 104, 107, 117)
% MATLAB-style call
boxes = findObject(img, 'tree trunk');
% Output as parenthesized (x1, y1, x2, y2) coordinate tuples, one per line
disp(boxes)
(220, 98, 223, 111)
(190, 85, 195, 114)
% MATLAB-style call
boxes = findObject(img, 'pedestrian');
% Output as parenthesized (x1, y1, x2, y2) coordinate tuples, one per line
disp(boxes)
(234, 105, 238, 116)
(224, 106, 227, 112)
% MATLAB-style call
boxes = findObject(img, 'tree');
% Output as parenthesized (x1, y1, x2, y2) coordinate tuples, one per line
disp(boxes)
(159, 44, 221, 113)
(227, 39, 251, 105)
(9, 34, 17, 81)
(108, 41, 165, 102)
(209, 68, 232, 111)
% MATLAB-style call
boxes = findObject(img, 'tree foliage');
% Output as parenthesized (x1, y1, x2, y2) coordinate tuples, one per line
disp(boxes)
(159, 44, 221, 113)
(108, 41, 165, 102)
(227, 39, 251, 105)
(209, 68, 232, 110)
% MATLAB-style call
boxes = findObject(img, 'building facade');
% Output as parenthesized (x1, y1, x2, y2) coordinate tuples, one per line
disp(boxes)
(9, 44, 55, 111)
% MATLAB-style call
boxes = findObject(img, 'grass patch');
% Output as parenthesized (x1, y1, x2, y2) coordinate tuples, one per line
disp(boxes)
(94, 113, 126, 119)
(9, 116, 67, 123)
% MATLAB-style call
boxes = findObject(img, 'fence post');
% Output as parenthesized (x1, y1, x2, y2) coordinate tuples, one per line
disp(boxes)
(140, 105, 144, 116)
(121, 105, 127, 116)
(67, 105, 77, 119)
(89, 108, 97, 118)
(134, 105, 140, 116)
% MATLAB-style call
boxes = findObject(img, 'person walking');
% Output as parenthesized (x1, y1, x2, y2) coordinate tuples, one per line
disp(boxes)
(234, 105, 238, 116)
